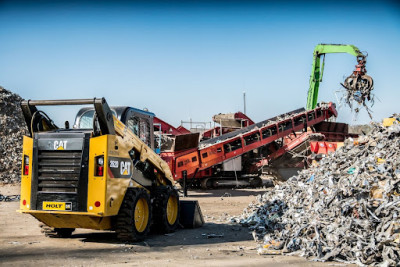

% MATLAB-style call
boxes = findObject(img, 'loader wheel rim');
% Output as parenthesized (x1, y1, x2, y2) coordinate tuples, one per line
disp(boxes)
(166, 195, 178, 225)
(134, 197, 149, 232)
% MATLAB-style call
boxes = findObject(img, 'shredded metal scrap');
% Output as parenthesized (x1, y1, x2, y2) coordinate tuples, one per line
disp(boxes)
(236, 117, 400, 266)
(340, 57, 375, 119)
(331, 54, 376, 120)
(0, 86, 28, 184)
(0, 194, 20, 202)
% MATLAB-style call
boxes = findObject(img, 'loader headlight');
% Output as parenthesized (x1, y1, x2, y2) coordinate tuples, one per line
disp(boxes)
(97, 157, 104, 166)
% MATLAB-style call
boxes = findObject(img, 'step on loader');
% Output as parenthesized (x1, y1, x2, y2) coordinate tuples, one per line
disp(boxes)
(18, 98, 202, 241)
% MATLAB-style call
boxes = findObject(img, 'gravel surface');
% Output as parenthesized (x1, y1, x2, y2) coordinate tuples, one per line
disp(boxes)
(0, 184, 341, 267)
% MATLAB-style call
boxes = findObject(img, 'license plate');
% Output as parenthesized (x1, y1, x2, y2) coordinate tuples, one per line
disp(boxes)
(42, 202, 72, 211)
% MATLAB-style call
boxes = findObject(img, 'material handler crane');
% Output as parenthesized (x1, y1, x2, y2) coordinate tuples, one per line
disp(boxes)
(306, 44, 374, 111)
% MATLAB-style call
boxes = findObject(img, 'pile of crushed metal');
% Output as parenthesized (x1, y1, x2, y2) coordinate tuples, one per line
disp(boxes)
(0, 86, 28, 183)
(236, 117, 400, 266)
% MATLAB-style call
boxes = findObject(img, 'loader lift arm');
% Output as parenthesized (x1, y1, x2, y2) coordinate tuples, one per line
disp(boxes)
(306, 44, 373, 110)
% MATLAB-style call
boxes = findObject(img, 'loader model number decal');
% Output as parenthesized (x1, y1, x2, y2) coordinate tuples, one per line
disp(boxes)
(108, 157, 132, 178)
(53, 140, 68, 150)
(110, 160, 119, 168)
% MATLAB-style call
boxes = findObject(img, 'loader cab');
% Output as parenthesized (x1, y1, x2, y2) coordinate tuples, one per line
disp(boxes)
(74, 106, 155, 149)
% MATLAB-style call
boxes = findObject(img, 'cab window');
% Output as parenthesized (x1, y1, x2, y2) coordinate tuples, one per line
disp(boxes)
(127, 117, 140, 136)
(78, 110, 116, 129)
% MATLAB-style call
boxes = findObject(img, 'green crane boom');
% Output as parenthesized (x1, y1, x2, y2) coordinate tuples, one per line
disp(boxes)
(306, 44, 370, 110)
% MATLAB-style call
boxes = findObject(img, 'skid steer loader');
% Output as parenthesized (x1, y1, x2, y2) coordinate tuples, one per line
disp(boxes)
(18, 98, 199, 241)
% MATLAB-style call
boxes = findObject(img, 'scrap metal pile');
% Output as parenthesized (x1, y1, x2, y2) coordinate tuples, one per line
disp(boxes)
(0, 86, 28, 183)
(236, 117, 400, 266)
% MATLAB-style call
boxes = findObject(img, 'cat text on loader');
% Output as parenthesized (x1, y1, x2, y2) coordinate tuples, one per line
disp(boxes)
(18, 98, 203, 241)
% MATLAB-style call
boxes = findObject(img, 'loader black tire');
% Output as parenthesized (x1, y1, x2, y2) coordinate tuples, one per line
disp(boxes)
(151, 186, 180, 233)
(115, 188, 151, 242)
(39, 223, 75, 238)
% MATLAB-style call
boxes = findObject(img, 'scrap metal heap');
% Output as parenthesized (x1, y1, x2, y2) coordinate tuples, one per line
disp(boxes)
(236, 116, 400, 266)
(0, 86, 28, 184)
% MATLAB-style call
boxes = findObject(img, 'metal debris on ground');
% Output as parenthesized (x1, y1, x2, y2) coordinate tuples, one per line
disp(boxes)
(235, 116, 400, 266)
(0, 86, 28, 184)
(0, 194, 20, 202)
(202, 233, 224, 239)
(221, 192, 232, 198)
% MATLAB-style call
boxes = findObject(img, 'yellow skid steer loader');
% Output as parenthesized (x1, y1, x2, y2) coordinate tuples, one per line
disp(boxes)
(18, 98, 197, 241)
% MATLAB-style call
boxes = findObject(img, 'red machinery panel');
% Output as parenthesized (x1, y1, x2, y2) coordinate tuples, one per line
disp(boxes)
(310, 141, 341, 154)
(161, 103, 338, 181)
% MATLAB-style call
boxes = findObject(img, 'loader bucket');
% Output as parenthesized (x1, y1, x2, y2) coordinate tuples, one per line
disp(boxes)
(179, 200, 204, 228)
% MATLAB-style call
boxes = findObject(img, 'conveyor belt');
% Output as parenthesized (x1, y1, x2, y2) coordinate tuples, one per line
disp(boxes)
(199, 107, 305, 148)
(161, 103, 337, 180)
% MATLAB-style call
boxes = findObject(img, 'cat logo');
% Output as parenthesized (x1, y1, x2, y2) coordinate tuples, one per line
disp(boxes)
(54, 140, 67, 150)
(120, 161, 131, 176)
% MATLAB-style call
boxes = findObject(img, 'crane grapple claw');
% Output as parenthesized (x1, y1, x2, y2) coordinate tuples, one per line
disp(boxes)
(341, 56, 374, 106)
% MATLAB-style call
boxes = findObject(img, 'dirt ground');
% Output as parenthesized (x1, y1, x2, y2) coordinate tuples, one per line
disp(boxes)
(0, 183, 343, 267)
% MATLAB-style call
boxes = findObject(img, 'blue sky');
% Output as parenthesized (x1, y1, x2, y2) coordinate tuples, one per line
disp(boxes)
(1, 1, 399, 127)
